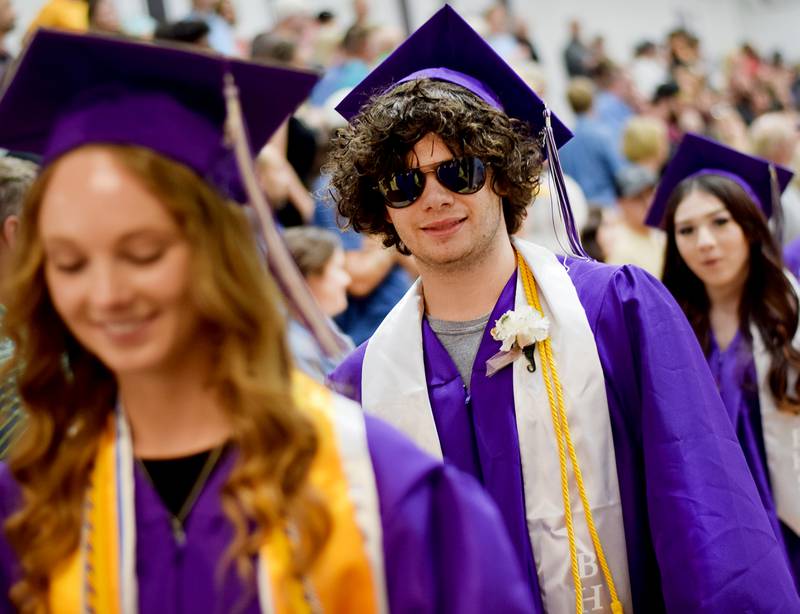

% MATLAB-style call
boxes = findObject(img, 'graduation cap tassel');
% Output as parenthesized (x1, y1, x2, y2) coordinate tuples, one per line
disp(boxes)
(543, 108, 590, 260)
(769, 164, 785, 247)
(222, 72, 349, 361)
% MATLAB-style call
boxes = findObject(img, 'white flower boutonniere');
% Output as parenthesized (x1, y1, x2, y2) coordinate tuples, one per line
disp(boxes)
(486, 306, 550, 377)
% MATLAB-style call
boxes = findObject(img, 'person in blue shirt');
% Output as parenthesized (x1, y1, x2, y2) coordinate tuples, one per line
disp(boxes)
(559, 77, 629, 208)
(186, 0, 236, 55)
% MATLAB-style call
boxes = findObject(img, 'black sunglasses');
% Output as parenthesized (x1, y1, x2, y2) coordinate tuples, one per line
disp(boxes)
(376, 156, 487, 208)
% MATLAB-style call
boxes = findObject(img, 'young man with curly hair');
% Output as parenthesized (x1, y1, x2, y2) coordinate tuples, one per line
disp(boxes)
(328, 6, 799, 613)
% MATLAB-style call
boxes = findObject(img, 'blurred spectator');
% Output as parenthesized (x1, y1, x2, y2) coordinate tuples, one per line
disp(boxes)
(251, 36, 320, 226)
(622, 115, 668, 174)
(186, 0, 236, 55)
(591, 60, 637, 146)
(256, 131, 315, 226)
(312, 181, 415, 345)
(563, 19, 594, 77)
(88, 0, 119, 33)
(629, 40, 668, 102)
(651, 81, 683, 149)
(708, 102, 750, 152)
(512, 18, 539, 62)
(520, 165, 589, 255)
(269, 0, 316, 66)
(369, 24, 402, 63)
(0, 0, 16, 84)
(579, 207, 607, 261)
(601, 165, 665, 276)
(750, 111, 800, 242)
(483, 3, 529, 61)
(284, 226, 354, 381)
(309, 24, 376, 108)
(560, 77, 629, 207)
(251, 31, 299, 65)
(310, 10, 342, 67)
(0, 155, 37, 459)
(155, 19, 210, 47)
(352, 0, 369, 27)
(27, 0, 88, 35)
(667, 28, 697, 71)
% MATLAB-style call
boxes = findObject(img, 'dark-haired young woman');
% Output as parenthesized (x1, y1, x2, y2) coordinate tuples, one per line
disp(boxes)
(653, 134, 800, 587)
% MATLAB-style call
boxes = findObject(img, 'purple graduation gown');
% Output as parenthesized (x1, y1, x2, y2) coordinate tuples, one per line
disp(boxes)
(785, 237, 800, 281)
(330, 258, 800, 612)
(0, 416, 534, 613)
(707, 331, 800, 589)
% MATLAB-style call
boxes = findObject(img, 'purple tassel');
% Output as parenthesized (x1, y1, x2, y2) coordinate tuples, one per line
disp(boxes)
(223, 73, 349, 360)
(542, 107, 590, 259)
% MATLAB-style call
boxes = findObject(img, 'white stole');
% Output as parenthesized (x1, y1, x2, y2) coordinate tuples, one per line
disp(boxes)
(362, 239, 633, 613)
(752, 273, 800, 536)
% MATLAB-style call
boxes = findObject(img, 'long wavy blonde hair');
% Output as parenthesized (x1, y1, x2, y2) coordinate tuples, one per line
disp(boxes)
(3, 145, 330, 613)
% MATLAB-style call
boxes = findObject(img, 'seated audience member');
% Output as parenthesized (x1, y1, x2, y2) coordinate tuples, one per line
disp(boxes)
(284, 226, 354, 381)
(154, 19, 210, 47)
(27, 0, 88, 34)
(560, 77, 629, 208)
(520, 165, 589, 256)
(0, 155, 36, 459)
(251, 33, 320, 227)
(629, 40, 668, 102)
(603, 164, 665, 276)
(0, 0, 17, 85)
(185, 0, 236, 55)
(309, 24, 376, 108)
(592, 60, 637, 146)
(622, 115, 668, 174)
(750, 112, 800, 243)
(312, 187, 415, 346)
(88, 0, 119, 33)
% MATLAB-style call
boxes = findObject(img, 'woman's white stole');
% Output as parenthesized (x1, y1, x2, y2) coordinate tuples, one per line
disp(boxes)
(753, 273, 800, 536)
(361, 239, 633, 613)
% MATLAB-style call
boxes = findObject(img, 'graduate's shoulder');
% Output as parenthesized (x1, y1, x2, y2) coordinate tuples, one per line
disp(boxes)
(327, 340, 368, 404)
(564, 257, 678, 319)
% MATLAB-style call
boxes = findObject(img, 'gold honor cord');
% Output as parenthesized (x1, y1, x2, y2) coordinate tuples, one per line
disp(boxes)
(517, 252, 622, 614)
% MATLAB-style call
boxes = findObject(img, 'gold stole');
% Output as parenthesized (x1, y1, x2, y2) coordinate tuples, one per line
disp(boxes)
(49, 373, 382, 613)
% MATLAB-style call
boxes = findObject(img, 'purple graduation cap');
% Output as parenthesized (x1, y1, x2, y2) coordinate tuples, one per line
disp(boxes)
(0, 28, 317, 202)
(0, 29, 350, 359)
(336, 4, 589, 258)
(645, 132, 794, 228)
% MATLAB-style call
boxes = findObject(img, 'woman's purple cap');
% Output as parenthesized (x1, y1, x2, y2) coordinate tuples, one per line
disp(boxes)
(334, 4, 572, 150)
(0, 29, 319, 202)
(645, 132, 794, 227)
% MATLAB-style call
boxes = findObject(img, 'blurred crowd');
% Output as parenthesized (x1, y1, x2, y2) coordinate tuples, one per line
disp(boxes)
(6, 0, 800, 359)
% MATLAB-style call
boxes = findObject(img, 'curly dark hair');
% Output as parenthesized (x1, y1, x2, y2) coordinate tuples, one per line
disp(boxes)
(324, 79, 544, 255)
(662, 174, 800, 414)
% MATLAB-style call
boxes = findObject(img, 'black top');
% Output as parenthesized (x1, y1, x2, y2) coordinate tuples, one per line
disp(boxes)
(140, 449, 213, 518)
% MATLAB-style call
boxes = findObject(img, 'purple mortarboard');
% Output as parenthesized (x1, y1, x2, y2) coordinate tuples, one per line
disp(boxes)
(336, 4, 571, 146)
(0, 29, 350, 360)
(646, 132, 793, 228)
(0, 28, 318, 202)
(336, 4, 587, 256)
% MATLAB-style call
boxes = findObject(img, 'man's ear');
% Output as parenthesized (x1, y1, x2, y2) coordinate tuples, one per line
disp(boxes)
(2, 215, 18, 250)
